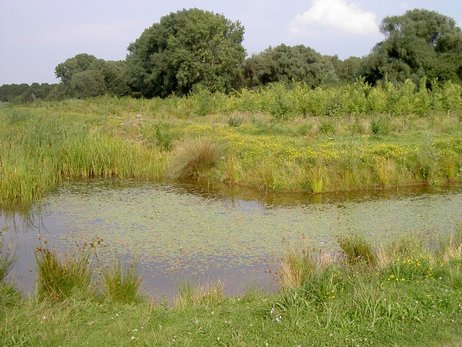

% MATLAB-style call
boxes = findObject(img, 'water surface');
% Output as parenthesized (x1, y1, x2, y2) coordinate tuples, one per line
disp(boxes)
(3, 180, 461, 300)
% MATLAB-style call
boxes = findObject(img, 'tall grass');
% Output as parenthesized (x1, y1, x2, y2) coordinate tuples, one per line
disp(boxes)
(102, 260, 142, 303)
(0, 109, 168, 208)
(35, 247, 92, 301)
(338, 233, 377, 266)
(1, 82, 461, 208)
(175, 281, 224, 308)
(168, 138, 222, 180)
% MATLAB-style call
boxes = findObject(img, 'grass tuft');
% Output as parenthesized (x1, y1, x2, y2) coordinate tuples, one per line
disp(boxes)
(102, 259, 142, 304)
(338, 233, 377, 266)
(174, 281, 224, 308)
(35, 247, 92, 301)
(278, 241, 334, 289)
(168, 139, 222, 180)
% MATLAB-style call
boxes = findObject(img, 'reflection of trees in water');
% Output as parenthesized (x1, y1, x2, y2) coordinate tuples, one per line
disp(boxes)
(1, 207, 46, 235)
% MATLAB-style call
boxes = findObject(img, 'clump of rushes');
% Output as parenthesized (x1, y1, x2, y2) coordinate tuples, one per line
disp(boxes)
(102, 260, 142, 304)
(35, 247, 92, 301)
(278, 242, 335, 289)
(168, 138, 222, 180)
(338, 233, 376, 266)
(175, 281, 224, 308)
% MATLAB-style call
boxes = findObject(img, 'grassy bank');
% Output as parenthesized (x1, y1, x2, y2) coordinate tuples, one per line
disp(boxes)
(1, 82, 461, 208)
(1, 230, 461, 346)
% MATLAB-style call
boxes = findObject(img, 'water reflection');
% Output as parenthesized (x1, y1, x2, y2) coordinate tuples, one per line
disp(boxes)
(2, 179, 461, 300)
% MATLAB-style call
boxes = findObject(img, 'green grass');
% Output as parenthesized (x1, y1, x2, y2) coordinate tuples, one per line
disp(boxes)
(1, 230, 462, 346)
(338, 233, 377, 266)
(35, 246, 92, 301)
(0, 92, 461, 209)
(101, 260, 142, 304)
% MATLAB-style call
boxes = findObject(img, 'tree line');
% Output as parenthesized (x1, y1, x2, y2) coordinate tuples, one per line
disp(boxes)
(1, 8, 461, 102)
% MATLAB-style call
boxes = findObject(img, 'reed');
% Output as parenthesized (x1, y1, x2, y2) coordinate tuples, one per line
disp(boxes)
(102, 259, 142, 303)
(35, 247, 92, 301)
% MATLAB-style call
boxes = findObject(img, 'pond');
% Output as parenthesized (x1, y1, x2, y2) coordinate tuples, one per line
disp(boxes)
(2, 180, 462, 300)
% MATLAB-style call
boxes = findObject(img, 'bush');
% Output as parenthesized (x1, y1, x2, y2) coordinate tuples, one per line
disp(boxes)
(371, 116, 390, 136)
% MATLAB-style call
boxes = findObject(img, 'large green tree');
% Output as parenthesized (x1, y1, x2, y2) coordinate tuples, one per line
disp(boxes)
(126, 8, 245, 98)
(243, 44, 339, 88)
(361, 9, 462, 84)
(54, 54, 130, 98)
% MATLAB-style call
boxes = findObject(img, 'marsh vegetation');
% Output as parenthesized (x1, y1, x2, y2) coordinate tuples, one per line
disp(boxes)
(0, 79, 461, 209)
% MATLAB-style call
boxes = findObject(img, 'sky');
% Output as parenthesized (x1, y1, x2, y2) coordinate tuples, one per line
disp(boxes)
(1, 0, 461, 84)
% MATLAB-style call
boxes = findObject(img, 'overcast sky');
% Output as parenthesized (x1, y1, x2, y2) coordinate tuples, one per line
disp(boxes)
(1, 0, 461, 84)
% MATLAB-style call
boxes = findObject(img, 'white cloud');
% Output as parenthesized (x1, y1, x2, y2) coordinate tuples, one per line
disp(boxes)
(289, 0, 378, 36)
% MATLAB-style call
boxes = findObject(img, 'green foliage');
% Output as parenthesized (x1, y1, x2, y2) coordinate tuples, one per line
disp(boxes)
(0, 83, 56, 103)
(338, 234, 377, 266)
(102, 260, 142, 304)
(68, 70, 106, 99)
(361, 9, 462, 85)
(260, 82, 294, 120)
(54, 53, 130, 99)
(243, 44, 339, 88)
(126, 8, 245, 97)
(371, 116, 390, 136)
(329, 55, 363, 83)
(35, 247, 92, 301)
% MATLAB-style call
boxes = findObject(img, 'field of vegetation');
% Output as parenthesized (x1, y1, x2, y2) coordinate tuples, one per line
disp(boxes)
(1, 5, 462, 345)
(0, 82, 461, 345)
(1, 225, 462, 346)
(0, 80, 461, 209)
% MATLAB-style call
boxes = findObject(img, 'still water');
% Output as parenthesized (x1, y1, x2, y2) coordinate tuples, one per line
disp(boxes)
(2, 180, 461, 300)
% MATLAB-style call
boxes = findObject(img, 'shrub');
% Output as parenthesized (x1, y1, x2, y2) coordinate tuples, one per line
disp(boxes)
(154, 123, 174, 151)
(227, 113, 245, 127)
(371, 116, 390, 136)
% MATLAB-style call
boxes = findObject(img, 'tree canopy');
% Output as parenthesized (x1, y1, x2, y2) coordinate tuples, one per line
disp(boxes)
(126, 8, 245, 97)
(361, 9, 462, 85)
(243, 44, 339, 88)
(4, 7, 462, 101)
(55, 54, 130, 99)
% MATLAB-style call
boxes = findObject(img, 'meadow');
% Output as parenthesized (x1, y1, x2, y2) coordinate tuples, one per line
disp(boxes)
(1, 81, 462, 345)
(0, 80, 461, 209)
